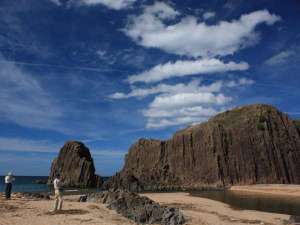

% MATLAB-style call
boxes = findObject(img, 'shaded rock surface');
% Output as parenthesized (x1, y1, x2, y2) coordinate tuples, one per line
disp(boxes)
(87, 190, 184, 225)
(48, 141, 102, 188)
(20, 192, 51, 200)
(105, 104, 300, 191)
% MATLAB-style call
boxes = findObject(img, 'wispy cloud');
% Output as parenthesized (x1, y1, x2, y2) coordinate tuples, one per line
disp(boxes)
(109, 79, 223, 99)
(0, 137, 61, 153)
(127, 59, 249, 84)
(78, 0, 136, 9)
(0, 55, 64, 132)
(0, 136, 126, 158)
(265, 50, 295, 65)
(110, 78, 254, 128)
(124, 3, 281, 57)
(50, 0, 136, 10)
(109, 78, 254, 100)
(49, 0, 61, 6)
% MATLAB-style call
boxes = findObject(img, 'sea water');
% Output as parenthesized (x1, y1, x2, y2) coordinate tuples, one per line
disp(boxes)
(0, 176, 49, 193)
(0, 176, 110, 193)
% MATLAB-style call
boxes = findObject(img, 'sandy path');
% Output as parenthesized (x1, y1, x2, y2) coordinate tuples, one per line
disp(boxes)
(142, 192, 291, 225)
(0, 195, 136, 225)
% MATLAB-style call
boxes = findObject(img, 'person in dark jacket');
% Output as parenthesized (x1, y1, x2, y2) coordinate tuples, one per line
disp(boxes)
(4, 172, 15, 199)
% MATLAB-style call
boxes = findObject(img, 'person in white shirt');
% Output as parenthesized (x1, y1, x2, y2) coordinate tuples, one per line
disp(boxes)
(4, 172, 15, 199)
(53, 174, 63, 211)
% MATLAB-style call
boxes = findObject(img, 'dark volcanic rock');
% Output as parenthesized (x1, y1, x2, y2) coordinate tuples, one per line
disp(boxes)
(78, 195, 88, 202)
(48, 141, 102, 188)
(21, 192, 50, 200)
(87, 190, 184, 225)
(105, 104, 300, 191)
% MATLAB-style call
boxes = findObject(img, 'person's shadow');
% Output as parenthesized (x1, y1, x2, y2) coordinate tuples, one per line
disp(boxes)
(46, 209, 89, 215)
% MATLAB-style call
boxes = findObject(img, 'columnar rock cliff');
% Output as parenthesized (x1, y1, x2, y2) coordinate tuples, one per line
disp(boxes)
(48, 141, 102, 188)
(104, 104, 300, 191)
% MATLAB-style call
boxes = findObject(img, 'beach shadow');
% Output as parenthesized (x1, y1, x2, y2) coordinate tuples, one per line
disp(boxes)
(45, 209, 89, 215)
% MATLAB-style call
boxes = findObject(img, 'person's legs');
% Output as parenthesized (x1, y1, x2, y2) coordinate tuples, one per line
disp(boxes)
(5, 183, 12, 199)
(53, 190, 59, 211)
(58, 193, 63, 210)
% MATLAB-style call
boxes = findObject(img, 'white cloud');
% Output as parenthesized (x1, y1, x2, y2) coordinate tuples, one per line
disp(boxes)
(265, 50, 295, 65)
(124, 4, 281, 57)
(127, 58, 249, 83)
(109, 78, 254, 128)
(78, 0, 136, 9)
(0, 56, 63, 131)
(144, 105, 224, 128)
(144, 105, 218, 119)
(110, 78, 254, 99)
(225, 77, 255, 87)
(149, 92, 231, 110)
(109, 79, 223, 99)
(146, 114, 214, 128)
(203, 11, 216, 20)
(143, 2, 180, 19)
(142, 92, 230, 129)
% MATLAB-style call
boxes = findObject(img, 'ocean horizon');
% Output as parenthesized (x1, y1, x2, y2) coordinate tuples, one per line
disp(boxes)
(0, 176, 49, 193)
(0, 176, 111, 193)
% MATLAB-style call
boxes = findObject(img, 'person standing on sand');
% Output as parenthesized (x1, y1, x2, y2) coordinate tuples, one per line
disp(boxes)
(4, 172, 15, 199)
(53, 174, 63, 212)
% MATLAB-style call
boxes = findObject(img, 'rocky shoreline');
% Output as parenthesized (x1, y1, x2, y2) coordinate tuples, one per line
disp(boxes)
(85, 190, 185, 225)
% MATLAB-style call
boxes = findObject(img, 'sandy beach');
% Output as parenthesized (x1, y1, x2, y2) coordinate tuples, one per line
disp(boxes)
(0, 194, 136, 225)
(142, 192, 292, 225)
(230, 184, 300, 198)
(1, 184, 299, 225)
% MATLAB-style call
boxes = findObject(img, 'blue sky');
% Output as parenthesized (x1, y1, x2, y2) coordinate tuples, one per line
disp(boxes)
(0, 0, 299, 176)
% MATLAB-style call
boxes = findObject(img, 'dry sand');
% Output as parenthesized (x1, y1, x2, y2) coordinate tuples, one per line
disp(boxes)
(1, 184, 299, 225)
(0, 194, 136, 225)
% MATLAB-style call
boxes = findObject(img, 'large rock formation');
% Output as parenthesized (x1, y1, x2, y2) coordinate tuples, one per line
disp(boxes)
(104, 104, 300, 191)
(48, 141, 102, 188)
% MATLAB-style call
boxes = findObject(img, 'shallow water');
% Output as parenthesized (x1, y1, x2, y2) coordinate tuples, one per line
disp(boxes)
(190, 190, 300, 216)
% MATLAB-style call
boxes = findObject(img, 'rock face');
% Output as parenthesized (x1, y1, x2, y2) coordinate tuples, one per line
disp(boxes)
(48, 141, 102, 188)
(87, 190, 185, 225)
(105, 104, 300, 191)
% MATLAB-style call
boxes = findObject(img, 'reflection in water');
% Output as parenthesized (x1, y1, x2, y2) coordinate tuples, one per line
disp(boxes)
(190, 190, 300, 216)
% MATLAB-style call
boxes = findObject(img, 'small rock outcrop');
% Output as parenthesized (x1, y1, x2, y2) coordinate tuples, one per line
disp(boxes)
(87, 190, 185, 225)
(21, 192, 51, 200)
(48, 141, 102, 188)
(105, 104, 300, 191)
